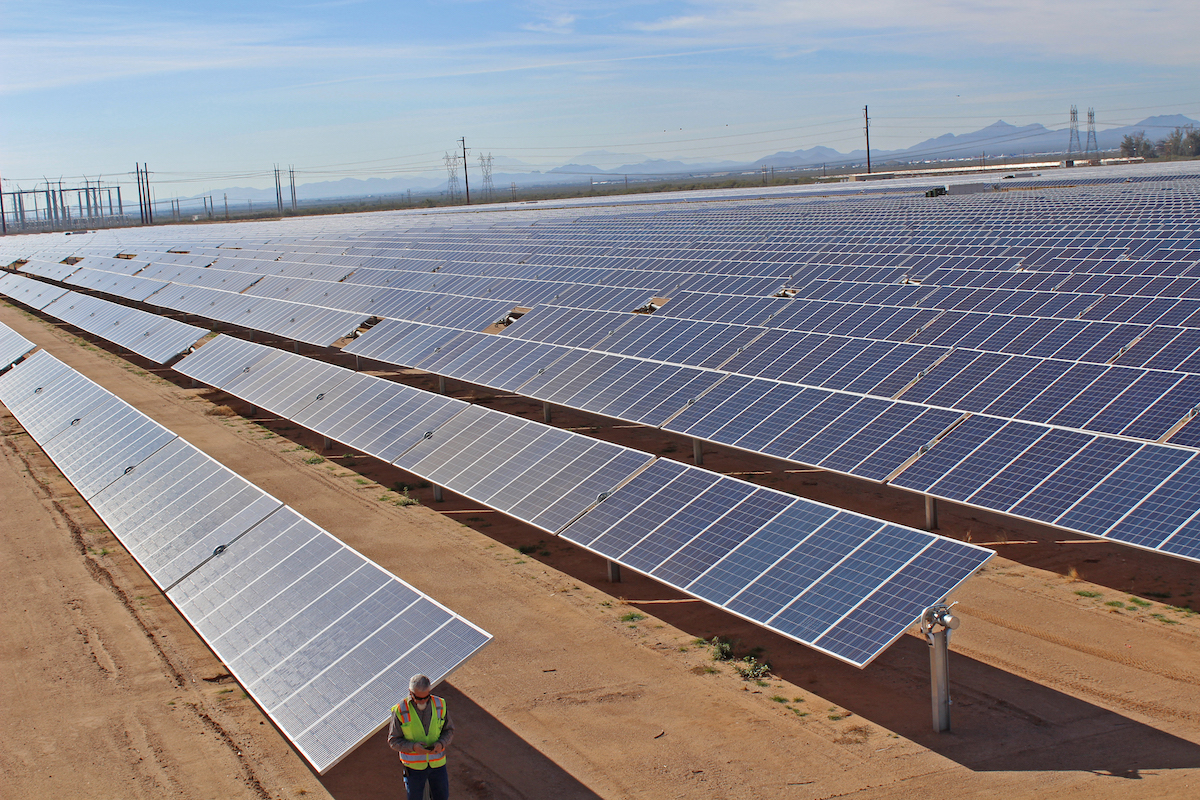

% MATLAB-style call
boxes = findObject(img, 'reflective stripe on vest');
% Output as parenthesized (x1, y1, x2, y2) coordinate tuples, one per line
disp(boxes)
(393, 696, 447, 769)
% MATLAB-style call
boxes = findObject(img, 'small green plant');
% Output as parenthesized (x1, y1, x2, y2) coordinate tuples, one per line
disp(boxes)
(1128, 597, 1152, 607)
(1152, 614, 1179, 624)
(770, 695, 787, 703)
(1074, 590, 1102, 598)
(354, 478, 369, 485)
(791, 708, 809, 717)
(793, 697, 805, 703)
(620, 611, 646, 623)
(710, 637, 734, 662)
(734, 656, 771, 681)
(394, 490, 419, 507)
(304, 455, 325, 465)
(1105, 600, 1124, 607)
(517, 543, 539, 555)
(828, 712, 849, 721)
(755, 679, 769, 687)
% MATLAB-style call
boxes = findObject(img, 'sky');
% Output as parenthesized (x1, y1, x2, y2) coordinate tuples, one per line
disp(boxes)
(3, 0, 1200, 198)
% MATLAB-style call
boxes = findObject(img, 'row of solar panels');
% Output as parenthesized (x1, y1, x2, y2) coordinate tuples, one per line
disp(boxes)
(14, 187, 1200, 280)
(174, 333, 994, 668)
(21, 232, 1200, 322)
(14, 219, 1200, 568)
(0, 322, 35, 372)
(0, 272, 207, 364)
(0, 338, 491, 773)
(355, 304, 1199, 449)
(339, 316, 1200, 564)
(12, 259, 368, 347)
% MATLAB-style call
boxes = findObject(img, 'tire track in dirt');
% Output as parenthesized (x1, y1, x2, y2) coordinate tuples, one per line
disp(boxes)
(956, 605, 1200, 723)
(957, 603, 1200, 686)
(188, 704, 272, 800)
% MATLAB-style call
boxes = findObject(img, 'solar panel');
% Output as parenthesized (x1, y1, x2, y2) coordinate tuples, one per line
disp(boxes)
(561, 459, 993, 667)
(0, 321, 35, 371)
(0, 351, 491, 774)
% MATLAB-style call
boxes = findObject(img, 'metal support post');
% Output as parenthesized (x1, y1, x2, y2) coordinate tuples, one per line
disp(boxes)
(925, 496, 938, 530)
(921, 603, 959, 733)
(543, 402, 552, 424)
(693, 438, 703, 465)
(322, 436, 332, 451)
(607, 560, 622, 583)
(438, 375, 447, 394)
(433, 485, 444, 502)
(354, 355, 360, 372)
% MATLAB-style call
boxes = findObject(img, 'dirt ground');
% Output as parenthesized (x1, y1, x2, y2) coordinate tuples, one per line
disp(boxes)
(3, 300, 1200, 800)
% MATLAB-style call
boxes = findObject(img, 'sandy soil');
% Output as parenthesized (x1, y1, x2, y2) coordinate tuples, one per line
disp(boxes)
(3, 300, 1200, 800)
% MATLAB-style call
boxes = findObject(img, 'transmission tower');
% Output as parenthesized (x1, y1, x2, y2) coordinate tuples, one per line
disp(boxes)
(1067, 106, 1082, 158)
(478, 153, 494, 201)
(444, 152, 461, 201)
(1085, 108, 1098, 158)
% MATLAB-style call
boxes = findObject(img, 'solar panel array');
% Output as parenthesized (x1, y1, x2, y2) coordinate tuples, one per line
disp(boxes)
(0, 345, 491, 772)
(5, 163, 1200, 663)
(0, 321, 35, 372)
(0, 272, 207, 363)
(174, 334, 993, 667)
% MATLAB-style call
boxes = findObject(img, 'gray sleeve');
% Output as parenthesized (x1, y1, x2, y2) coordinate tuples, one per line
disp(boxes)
(436, 710, 454, 748)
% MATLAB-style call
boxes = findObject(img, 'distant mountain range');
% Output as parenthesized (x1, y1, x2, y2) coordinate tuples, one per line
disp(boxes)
(193, 114, 1199, 204)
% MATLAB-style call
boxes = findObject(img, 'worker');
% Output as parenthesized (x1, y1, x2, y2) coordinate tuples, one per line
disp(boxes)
(389, 673, 454, 800)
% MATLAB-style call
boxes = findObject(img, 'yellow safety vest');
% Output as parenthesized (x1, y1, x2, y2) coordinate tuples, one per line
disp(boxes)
(392, 696, 447, 769)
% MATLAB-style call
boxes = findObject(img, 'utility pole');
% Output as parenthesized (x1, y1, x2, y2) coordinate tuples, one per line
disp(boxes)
(135, 165, 145, 224)
(0, 169, 7, 235)
(289, 165, 297, 211)
(144, 164, 153, 224)
(274, 165, 284, 214)
(459, 137, 470, 204)
(1067, 105, 1081, 158)
(224, 193, 229, 220)
(864, 105, 872, 174)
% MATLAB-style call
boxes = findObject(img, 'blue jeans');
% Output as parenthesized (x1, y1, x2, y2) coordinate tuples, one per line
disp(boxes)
(404, 764, 448, 800)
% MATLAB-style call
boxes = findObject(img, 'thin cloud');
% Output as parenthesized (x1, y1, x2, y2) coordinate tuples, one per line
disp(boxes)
(521, 14, 578, 34)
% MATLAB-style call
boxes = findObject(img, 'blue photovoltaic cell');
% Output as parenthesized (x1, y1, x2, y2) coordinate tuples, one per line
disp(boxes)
(852, 407, 965, 482)
(585, 466, 725, 560)
(343, 320, 464, 366)
(559, 459, 693, 548)
(981, 360, 1073, 419)
(1121, 375, 1200, 440)
(1161, 515, 1200, 560)
(756, 392, 859, 460)
(719, 386, 824, 452)
(723, 512, 883, 623)
(660, 373, 760, 438)
(817, 404, 925, 476)
(524, 448, 654, 533)
(967, 428, 1094, 513)
(651, 489, 795, 588)
(1102, 458, 1200, 547)
(768, 524, 931, 643)
(1008, 437, 1141, 522)
(618, 478, 760, 573)
(922, 421, 1047, 502)
(813, 537, 984, 665)
(784, 397, 894, 465)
